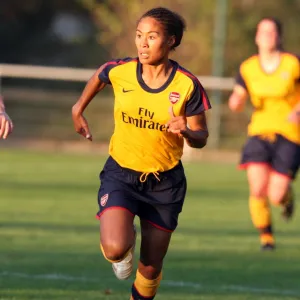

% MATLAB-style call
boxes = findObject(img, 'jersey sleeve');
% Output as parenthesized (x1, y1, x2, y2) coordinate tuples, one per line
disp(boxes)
(235, 66, 248, 91)
(98, 57, 133, 84)
(185, 79, 211, 117)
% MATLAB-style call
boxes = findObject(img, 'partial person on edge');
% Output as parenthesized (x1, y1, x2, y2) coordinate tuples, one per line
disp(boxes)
(228, 17, 300, 251)
(0, 95, 13, 139)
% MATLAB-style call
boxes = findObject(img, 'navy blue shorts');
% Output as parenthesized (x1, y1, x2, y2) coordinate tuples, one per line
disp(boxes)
(96, 156, 187, 232)
(239, 134, 300, 179)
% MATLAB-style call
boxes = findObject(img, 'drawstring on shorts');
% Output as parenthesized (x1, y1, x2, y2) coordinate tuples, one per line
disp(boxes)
(139, 172, 161, 182)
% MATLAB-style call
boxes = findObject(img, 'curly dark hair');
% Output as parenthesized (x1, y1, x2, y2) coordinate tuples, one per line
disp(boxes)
(138, 7, 186, 50)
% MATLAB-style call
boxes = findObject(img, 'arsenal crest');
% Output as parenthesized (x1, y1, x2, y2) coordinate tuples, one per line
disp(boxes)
(100, 193, 109, 206)
(169, 92, 180, 104)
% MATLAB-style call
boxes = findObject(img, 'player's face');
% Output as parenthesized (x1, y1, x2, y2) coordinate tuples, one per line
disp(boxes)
(255, 20, 279, 51)
(135, 17, 173, 65)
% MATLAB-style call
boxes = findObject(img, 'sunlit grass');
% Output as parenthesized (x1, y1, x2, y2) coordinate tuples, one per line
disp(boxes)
(0, 149, 299, 300)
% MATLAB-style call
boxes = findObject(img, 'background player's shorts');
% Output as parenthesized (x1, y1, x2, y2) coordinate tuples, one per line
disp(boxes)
(239, 134, 300, 179)
(96, 156, 187, 232)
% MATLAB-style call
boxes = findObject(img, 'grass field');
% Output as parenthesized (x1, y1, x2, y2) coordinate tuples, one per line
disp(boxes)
(0, 149, 300, 300)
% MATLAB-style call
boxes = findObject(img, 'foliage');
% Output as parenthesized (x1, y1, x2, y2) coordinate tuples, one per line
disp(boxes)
(1, 0, 300, 74)
(78, 0, 300, 75)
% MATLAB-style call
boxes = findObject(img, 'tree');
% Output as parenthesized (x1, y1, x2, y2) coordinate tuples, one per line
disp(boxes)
(78, 0, 215, 74)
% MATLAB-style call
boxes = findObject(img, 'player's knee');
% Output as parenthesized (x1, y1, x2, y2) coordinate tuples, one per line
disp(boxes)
(249, 183, 268, 198)
(268, 189, 285, 205)
(100, 241, 128, 262)
(138, 264, 162, 279)
(250, 189, 267, 198)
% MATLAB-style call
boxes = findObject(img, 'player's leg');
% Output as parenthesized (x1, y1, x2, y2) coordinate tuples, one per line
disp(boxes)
(130, 220, 172, 300)
(247, 164, 274, 249)
(99, 207, 135, 261)
(239, 136, 274, 249)
(130, 163, 186, 299)
(99, 207, 136, 280)
(268, 135, 300, 220)
(96, 156, 138, 280)
(267, 173, 293, 220)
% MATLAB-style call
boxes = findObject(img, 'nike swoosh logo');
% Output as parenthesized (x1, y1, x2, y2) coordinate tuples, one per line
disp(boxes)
(122, 88, 134, 93)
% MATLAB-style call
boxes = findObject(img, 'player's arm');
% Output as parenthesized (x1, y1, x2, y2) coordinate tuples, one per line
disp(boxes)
(228, 84, 248, 112)
(72, 64, 108, 140)
(228, 65, 248, 112)
(288, 100, 300, 123)
(167, 79, 210, 148)
(293, 102, 300, 113)
(167, 107, 208, 148)
(0, 95, 13, 139)
(288, 58, 300, 123)
(183, 112, 208, 148)
(0, 96, 5, 113)
(182, 79, 210, 148)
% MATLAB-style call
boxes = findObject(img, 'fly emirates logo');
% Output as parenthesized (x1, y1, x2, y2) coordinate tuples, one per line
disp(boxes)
(121, 107, 167, 132)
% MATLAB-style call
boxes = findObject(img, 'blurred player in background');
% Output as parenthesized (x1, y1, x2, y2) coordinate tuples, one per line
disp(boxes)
(0, 95, 13, 139)
(72, 7, 211, 300)
(229, 17, 300, 250)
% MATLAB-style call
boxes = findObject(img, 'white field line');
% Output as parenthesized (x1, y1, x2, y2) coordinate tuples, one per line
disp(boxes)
(1, 271, 299, 297)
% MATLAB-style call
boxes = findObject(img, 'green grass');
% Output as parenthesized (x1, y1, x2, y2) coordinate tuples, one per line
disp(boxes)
(0, 149, 299, 300)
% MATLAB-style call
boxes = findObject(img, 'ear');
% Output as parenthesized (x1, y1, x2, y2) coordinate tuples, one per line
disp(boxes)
(167, 36, 176, 48)
(254, 33, 259, 47)
(276, 36, 282, 49)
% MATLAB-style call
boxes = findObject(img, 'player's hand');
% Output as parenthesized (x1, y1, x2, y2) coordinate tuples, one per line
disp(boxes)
(0, 112, 13, 139)
(72, 107, 92, 141)
(288, 110, 300, 124)
(228, 97, 245, 112)
(166, 106, 187, 135)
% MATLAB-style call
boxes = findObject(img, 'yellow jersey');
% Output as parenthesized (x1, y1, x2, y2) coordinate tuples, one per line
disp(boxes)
(99, 57, 211, 172)
(237, 52, 300, 144)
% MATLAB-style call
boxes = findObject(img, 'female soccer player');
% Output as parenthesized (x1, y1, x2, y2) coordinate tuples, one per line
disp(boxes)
(228, 17, 300, 251)
(0, 95, 13, 139)
(72, 7, 211, 300)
